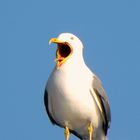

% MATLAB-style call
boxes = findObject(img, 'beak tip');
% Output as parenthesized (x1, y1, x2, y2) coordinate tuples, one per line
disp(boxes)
(48, 38, 61, 45)
(49, 38, 56, 45)
(49, 40, 52, 45)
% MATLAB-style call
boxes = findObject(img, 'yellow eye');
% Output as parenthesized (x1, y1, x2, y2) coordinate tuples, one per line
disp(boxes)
(70, 37, 74, 40)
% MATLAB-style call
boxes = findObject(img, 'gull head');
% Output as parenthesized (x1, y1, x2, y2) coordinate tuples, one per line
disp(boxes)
(49, 33, 84, 68)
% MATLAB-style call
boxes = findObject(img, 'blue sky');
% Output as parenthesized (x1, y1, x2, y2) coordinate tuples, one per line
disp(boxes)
(1, 0, 140, 140)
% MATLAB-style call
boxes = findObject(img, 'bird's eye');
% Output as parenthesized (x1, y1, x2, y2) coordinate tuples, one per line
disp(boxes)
(70, 37, 74, 40)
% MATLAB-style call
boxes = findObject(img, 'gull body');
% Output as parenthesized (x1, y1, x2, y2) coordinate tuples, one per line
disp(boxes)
(44, 33, 111, 140)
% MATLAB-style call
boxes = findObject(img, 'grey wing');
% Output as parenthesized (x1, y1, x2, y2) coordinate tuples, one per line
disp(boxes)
(44, 89, 60, 126)
(91, 75, 111, 135)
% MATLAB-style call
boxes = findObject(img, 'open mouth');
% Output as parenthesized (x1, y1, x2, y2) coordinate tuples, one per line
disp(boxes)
(49, 37, 73, 68)
(56, 42, 72, 63)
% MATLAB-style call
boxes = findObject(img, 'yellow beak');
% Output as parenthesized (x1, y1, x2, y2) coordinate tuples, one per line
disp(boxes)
(49, 38, 64, 45)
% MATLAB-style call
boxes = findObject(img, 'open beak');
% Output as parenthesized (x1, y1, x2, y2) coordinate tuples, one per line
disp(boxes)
(49, 38, 73, 69)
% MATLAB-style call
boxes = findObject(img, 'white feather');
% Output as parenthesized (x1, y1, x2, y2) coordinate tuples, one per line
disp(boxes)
(46, 33, 108, 140)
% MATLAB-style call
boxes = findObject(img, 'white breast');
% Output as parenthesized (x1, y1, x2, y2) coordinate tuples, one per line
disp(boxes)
(47, 63, 102, 133)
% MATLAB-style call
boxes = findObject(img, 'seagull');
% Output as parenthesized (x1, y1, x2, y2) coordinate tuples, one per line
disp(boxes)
(44, 33, 111, 140)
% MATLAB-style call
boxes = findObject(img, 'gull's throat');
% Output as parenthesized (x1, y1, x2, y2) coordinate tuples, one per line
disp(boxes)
(56, 43, 73, 68)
